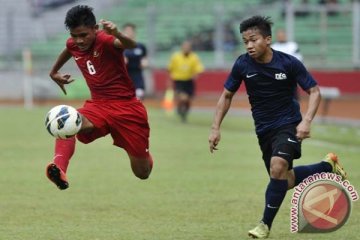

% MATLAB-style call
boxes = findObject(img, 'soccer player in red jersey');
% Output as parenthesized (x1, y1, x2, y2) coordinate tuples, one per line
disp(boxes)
(46, 5, 153, 190)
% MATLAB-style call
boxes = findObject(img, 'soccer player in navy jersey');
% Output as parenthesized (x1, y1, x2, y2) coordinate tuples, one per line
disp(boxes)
(46, 5, 154, 190)
(208, 16, 347, 238)
(123, 23, 148, 100)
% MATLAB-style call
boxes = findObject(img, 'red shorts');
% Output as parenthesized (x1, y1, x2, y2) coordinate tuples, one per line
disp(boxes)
(76, 98, 150, 158)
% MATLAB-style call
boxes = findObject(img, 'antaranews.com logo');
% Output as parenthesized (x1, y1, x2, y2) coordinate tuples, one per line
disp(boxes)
(290, 172, 358, 233)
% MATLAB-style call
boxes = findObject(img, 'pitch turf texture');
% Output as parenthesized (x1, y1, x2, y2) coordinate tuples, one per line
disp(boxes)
(0, 105, 359, 240)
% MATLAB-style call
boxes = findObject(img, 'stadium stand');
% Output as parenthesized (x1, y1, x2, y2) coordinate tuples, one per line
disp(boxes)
(25, 0, 353, 69)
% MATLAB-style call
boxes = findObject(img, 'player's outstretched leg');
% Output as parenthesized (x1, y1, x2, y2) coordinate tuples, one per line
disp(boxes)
(46, 137, 75, 190)
(292, 152, 347, 187)
(128, 153, 153, 179)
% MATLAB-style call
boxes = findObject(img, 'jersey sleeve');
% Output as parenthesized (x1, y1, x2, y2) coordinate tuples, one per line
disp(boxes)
(193, 54, 204, 75)
(224, 59, 243, 92)
(291, 58, 317, 91)
(167, 53, 176, 71)
(103, 32, 117, 48)
(66, 38, 75, 52)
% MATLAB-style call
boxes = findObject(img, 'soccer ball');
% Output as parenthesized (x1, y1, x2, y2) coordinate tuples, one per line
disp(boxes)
(45, 105, 82, 139)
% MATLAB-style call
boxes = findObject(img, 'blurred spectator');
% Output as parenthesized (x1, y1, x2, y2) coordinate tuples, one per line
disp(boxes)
(261, 0, 277, 4)
(297, 0, 311, 17)
(167, 40, 204, 122)
(318, 0, 339, 16)
(271, 28, 303, 62)
(123, 23, 148, 101)
(282, 0, 311, 18)
(223, 22, 239, 52)
(29, 0, 78, 17)
(191, 28, 213, 51)
(189, 23, 239, 52)
(272, 29, 303, 99)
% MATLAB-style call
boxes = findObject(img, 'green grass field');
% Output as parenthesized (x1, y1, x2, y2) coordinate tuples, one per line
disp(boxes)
(0, 105, 359, 240)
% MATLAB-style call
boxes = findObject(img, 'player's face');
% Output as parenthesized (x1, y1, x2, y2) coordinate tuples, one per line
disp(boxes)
(276, 30, 287, 43)
(242, 28, 271, 60)
(123, 26, 135, 40)
(181, 41, 192, 55)
(69, 25, 98, 51)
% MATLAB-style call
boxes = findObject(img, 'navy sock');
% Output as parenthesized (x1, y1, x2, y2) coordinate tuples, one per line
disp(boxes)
(293, 162, 332, 186)
(262, 178, 288, 229)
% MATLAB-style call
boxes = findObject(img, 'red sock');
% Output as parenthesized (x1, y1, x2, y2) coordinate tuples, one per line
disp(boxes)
(53, 137, 76, 173)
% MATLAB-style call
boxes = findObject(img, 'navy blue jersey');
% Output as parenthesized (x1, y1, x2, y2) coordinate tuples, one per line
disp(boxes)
(224, 49, 317, 136)
(124, 42, 147, 89)
(124, 42, 147, 72)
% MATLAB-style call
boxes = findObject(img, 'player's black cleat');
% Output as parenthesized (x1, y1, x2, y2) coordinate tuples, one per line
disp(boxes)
(46, 163, 69, 190)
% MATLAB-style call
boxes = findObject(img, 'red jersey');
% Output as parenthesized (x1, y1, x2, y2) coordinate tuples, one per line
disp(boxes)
(66, 30, 135, 100)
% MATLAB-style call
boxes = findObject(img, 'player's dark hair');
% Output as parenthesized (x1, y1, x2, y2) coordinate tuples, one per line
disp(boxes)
(122, 22, 136, 29)
(65, 5, 96, 30)
(239, 16, 273, 37)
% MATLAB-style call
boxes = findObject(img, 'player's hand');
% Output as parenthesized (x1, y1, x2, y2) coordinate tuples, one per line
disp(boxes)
(296, 120, 311, 142)
(99, 19, 119, 36)
(50, 72, 74, 95)
(209, 128, 221, 153)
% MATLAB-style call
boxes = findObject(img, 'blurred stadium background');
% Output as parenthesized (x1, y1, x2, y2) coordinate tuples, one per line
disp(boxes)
(0, 0, 359, 123)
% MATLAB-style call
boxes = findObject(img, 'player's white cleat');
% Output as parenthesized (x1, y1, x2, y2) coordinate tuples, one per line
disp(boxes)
(248, 221, 270, 239)
(322, 153, 347, 180)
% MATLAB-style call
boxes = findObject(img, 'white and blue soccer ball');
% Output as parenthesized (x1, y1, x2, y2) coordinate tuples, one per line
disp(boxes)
(45, 105, 82, 139)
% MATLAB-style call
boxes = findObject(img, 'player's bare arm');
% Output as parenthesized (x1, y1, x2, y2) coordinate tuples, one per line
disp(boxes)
(141, 57, 149, 69)
(100, 19, 136, 49)
(296, 85, 321, 141)
(49, 48, 75, 95)
(209, 89, 235, 153)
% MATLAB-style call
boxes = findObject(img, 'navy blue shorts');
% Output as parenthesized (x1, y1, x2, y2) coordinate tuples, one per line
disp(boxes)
(257, 124, 302, 174)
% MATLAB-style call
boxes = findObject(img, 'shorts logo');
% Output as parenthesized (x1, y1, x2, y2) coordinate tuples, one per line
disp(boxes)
(278, 151, 290, 156)
(290, 173, 358, 233)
